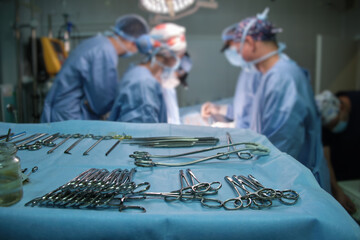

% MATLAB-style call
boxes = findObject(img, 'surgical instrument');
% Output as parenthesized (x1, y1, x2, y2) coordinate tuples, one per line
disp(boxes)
(124, 136, 219, 148)
(131, 142, 268, 160)
(186, 169, 221, 194)
(64, 134, 84, 154)
(63, 134, 93, 154)
(132, 142, 270, 167)
(23, 133, 60, 151)
(140, 169, 222, 208)
(25, 168, 147, 211)
(40, 133, 60, 145)
(232, 175, 273, 208)
(43, 134, 60, 147)
(226, 132, 251, 159)
(223, 176, 250, 210)
(223, 175, 274, 210)
(83, 135, 112, 156)
(11, 133, 40, 145)
(0, 131, 26, 142)
(105, 134, 132, 156)
(47, 134, 72, 154)
(242, 174, 299, 205)
(17, 133, 48, 150)
(23, 166, 39, 182)
(5, 128, 11, 142)
(0, 132, 14, 140)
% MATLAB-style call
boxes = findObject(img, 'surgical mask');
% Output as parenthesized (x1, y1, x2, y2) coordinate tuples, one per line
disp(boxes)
(332, 121, 348, 133)
(224, 46, 243, 67)
(240, 42, 287, 71)
(152, 54, 180, 80)
(225, 41, 286, 71)
(113, 36, 135, 58)
(161, 72, 180, 89)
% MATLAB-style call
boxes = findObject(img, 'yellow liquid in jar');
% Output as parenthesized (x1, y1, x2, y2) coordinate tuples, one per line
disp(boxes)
(0, 164, 23, 207)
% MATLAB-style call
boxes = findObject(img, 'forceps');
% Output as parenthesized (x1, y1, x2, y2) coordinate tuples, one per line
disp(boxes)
(108, 182, 150, 212)
(186, 169, 221, 194)
(245, 174, 299, 205)
(130, 142, 263, 160)
(223, 176, 251, 210)
(132, 142, 270, 167)
(23, 133, 60, 150)
(226, 132, 252, 159)
(15, 133, 48, 149)
(185, 169, 223, 208)
(25, 168, 97, 207)
(168, 170, 222, 208)
(232, 175, 274, 208)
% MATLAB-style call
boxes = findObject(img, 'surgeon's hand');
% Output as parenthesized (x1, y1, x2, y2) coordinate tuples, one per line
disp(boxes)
(201, 102, 218, 118)
(201, 102, 228, 119)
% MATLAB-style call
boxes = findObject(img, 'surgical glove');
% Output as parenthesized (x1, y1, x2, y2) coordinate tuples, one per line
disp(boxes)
(201, 102, 228, 118)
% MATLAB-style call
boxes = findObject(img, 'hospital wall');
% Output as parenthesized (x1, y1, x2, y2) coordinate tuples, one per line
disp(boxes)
(0, 0, 359, 118)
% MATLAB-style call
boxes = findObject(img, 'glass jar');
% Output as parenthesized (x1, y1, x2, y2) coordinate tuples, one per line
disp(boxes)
(0, 142, 23, 206)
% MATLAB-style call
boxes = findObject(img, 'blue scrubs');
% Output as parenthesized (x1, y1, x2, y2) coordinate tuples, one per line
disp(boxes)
(227, 55, 331, 193)
(108, 65, 167, 123)
(41, 35, 118, 122)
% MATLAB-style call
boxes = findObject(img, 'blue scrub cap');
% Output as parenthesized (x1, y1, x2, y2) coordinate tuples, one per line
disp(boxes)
(315, 90, 340, 125)
(113, 14, 149, 41)
(221, 8, 282, 43)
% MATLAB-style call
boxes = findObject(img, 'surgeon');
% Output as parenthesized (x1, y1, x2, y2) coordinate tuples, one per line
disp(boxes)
(41, 14, 150, 122)
(162, 53, 192, 124)
(201, 8, 331, 192)
(153, 24, 190, 124)
(316, 90, 358, 214)
(108, 23, 186, 123)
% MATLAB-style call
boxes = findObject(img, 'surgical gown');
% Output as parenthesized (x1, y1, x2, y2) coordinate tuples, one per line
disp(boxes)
(108, 65, 167, 123)
(41, 35, 118, 122)
(162, 87, 181, 124)
(227, 55, 331, 193)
